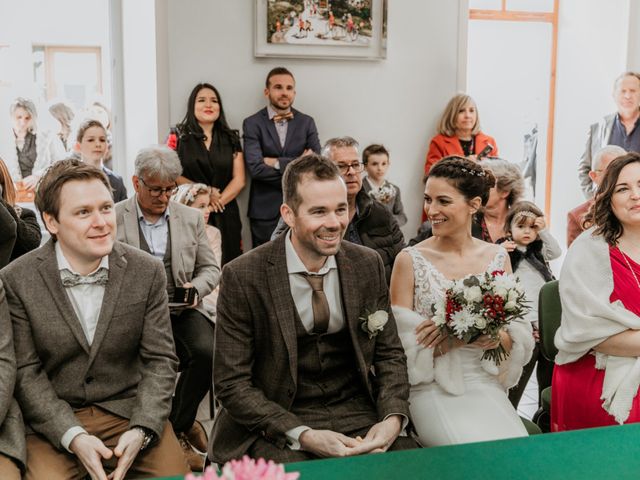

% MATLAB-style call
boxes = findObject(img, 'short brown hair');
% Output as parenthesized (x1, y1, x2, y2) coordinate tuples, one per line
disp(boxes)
(282, 153, 341, 213)
(35, 158, 112, 224)
(266, 67, 294, 88)
(76, 119, 106, 143)
(438, 94, 481, 137)
(362, 144, 389, 165)
(585, 152, 640, 245)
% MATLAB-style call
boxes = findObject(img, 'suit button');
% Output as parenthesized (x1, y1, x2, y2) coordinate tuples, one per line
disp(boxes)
(85, 376, 94, 384)
(260, 430, 266, 437)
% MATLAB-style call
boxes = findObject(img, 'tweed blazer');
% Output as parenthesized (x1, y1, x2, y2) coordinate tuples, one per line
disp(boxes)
(115, 196, 220, 321)
(0, 280, 25, 470)
(242, 107, 321, 220)
(0, 240, 178, 449)
(209, 234, 411, 463)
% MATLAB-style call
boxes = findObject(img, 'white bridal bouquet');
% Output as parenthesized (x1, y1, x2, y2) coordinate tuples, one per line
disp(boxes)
(431, 270, 528, 365)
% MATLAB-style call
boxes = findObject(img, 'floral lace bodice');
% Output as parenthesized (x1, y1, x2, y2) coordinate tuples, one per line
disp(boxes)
(405, 246, 507, 319)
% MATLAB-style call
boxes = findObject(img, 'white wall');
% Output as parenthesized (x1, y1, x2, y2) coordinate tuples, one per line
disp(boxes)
(550, 0, 629, 254)
(0, 0, 110, 155)
(164, 0, 464, 247)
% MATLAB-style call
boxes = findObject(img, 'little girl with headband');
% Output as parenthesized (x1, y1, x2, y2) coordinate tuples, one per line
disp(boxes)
(498, 200, 562, 411)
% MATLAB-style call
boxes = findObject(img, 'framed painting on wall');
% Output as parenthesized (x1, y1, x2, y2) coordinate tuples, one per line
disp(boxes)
(255, 0, 387, 60)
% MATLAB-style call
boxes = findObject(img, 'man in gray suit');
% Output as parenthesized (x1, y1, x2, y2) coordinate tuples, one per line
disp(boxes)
(578, 71, 640, 198)
(0, 159, 189, 479)
(116, 146, 220, 469)
(210, 154, 416, 464)
(0, 281, 24, 479)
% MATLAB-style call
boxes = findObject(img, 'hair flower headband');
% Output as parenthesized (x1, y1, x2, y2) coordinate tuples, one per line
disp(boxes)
(458, 166, 485, 177)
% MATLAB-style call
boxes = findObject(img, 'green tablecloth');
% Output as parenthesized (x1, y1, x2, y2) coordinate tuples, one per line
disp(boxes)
(159, 423, 640, 479)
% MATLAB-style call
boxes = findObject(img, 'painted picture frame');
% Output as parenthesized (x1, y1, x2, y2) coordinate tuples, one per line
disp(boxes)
(255, 0, 387, 60)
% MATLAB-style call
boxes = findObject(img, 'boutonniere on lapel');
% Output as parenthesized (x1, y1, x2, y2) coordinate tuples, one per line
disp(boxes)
(360, 309, 389, 339)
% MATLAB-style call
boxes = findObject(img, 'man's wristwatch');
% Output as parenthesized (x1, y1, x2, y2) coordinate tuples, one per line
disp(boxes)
(132, 426, 155, 451)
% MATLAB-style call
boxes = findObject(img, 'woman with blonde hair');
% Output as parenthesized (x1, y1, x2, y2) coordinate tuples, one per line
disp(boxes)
(425, 94, 499, 176)
(4, 97, 61, 190)
(0, 156, 41, 267)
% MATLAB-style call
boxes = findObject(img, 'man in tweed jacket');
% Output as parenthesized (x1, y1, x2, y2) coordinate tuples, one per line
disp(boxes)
(210, 154, 416, 464)
(0, 159, 189, 479)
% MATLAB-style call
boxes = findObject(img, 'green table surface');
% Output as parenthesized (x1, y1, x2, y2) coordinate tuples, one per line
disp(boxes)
(158, 423, 640, 479)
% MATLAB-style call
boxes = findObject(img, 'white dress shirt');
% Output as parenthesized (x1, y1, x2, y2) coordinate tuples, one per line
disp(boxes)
(55, 242, 109, 452)
(136, 199, 170, 259)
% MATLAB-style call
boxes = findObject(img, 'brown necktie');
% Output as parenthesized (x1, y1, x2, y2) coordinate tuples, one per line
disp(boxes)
(300, 273, 330, 334)
(273, 112, 294, 123)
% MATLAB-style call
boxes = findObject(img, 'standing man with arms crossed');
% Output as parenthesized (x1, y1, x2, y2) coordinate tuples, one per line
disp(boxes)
(243, 67, 321, 247)
(1, 159, 188, 479)
(578, 71, 640, 198)
(209, 154, 416, 464)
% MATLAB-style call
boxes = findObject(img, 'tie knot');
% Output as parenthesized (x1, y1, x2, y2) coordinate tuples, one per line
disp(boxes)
(61, 267, 109, 288)
(273, 112, 294, 123)
(300, 272, 325, 291)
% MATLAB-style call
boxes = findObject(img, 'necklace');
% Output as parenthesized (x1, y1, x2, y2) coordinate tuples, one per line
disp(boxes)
(620, 249, 640, 290)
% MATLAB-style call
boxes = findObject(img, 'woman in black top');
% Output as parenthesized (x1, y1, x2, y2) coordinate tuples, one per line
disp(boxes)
(0, 157, 41, 267)
(170, 83, 245, 265)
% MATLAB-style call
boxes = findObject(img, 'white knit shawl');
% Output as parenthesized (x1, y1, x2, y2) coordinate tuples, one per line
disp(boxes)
(555, 228, 640, 423)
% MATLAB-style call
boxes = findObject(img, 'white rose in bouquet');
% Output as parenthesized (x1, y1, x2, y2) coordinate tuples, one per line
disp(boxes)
(464, 285, 483, 303)
(474, 315, 487, 329)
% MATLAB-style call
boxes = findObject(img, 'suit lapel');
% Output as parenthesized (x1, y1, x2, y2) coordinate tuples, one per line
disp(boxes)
(335, 247, 366, 367)
(168, 202, 183, 284)
(37, 241, 91, 354)
(443, 135, 463, 156)
(262, 108, 283, 154)
(122, 197, 141, 249)
(87, 243, 127, 365)
(267, 235, 298, 379)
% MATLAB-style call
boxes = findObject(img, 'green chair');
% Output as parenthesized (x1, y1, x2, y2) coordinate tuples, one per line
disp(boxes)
(521, 416, 543, 435)
(532, 279, 561, 432)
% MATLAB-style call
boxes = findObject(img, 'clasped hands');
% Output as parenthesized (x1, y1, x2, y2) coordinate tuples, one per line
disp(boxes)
(415, 318, 501, 353)
(70, 429, 144, 480)
(299, 415, 401, 458)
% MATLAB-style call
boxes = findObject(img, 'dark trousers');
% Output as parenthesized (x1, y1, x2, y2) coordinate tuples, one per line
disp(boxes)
(169, 309, 214, 433)
(248, 426, 420, 464)
(508, 342, 554, 408)
(250, 217, 279, 249)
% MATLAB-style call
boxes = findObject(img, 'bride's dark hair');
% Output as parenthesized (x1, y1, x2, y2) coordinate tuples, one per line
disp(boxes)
(425, 156, 495, 206)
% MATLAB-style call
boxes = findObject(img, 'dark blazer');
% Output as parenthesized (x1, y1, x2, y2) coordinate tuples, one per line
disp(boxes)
(210, 234, 411, 463)
(242, 107, 320, 220)
(0, 240, 178, 449)
(104, 167, 127, 203)
(0, 281, 25, 471)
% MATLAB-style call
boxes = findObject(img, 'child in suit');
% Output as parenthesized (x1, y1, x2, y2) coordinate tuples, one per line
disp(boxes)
(362, 144, 407, 227)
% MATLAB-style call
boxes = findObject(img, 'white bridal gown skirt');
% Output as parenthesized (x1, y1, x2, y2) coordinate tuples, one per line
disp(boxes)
(409, 346, 528, 447)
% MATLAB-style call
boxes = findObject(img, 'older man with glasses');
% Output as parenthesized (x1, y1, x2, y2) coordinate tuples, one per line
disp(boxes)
(272, 137, 405, 284)
(115, 146, 220, 470)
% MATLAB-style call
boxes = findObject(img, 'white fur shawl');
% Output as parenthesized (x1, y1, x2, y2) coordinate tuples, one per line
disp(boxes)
(392, 305, 533, 396)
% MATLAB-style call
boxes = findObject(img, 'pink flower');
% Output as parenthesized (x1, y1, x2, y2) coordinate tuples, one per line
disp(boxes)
(185, 456, 299, 480)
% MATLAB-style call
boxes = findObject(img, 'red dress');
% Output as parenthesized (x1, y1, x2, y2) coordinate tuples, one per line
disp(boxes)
(551, 246, 640, 431)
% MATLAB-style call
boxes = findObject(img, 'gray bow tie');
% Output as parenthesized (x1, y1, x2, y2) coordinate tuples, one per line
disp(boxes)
(60, 268, 109, 288)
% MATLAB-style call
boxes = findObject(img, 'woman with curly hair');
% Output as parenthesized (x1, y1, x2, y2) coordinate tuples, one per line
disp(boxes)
(554, 152, 640, 431)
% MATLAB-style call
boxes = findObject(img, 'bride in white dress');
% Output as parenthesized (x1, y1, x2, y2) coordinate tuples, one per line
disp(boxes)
(390, 156, 534, 446)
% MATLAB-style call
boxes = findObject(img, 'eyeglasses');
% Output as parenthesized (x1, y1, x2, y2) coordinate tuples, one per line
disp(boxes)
(139, 177, 178, 197)
(336, 162, 364, 175)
